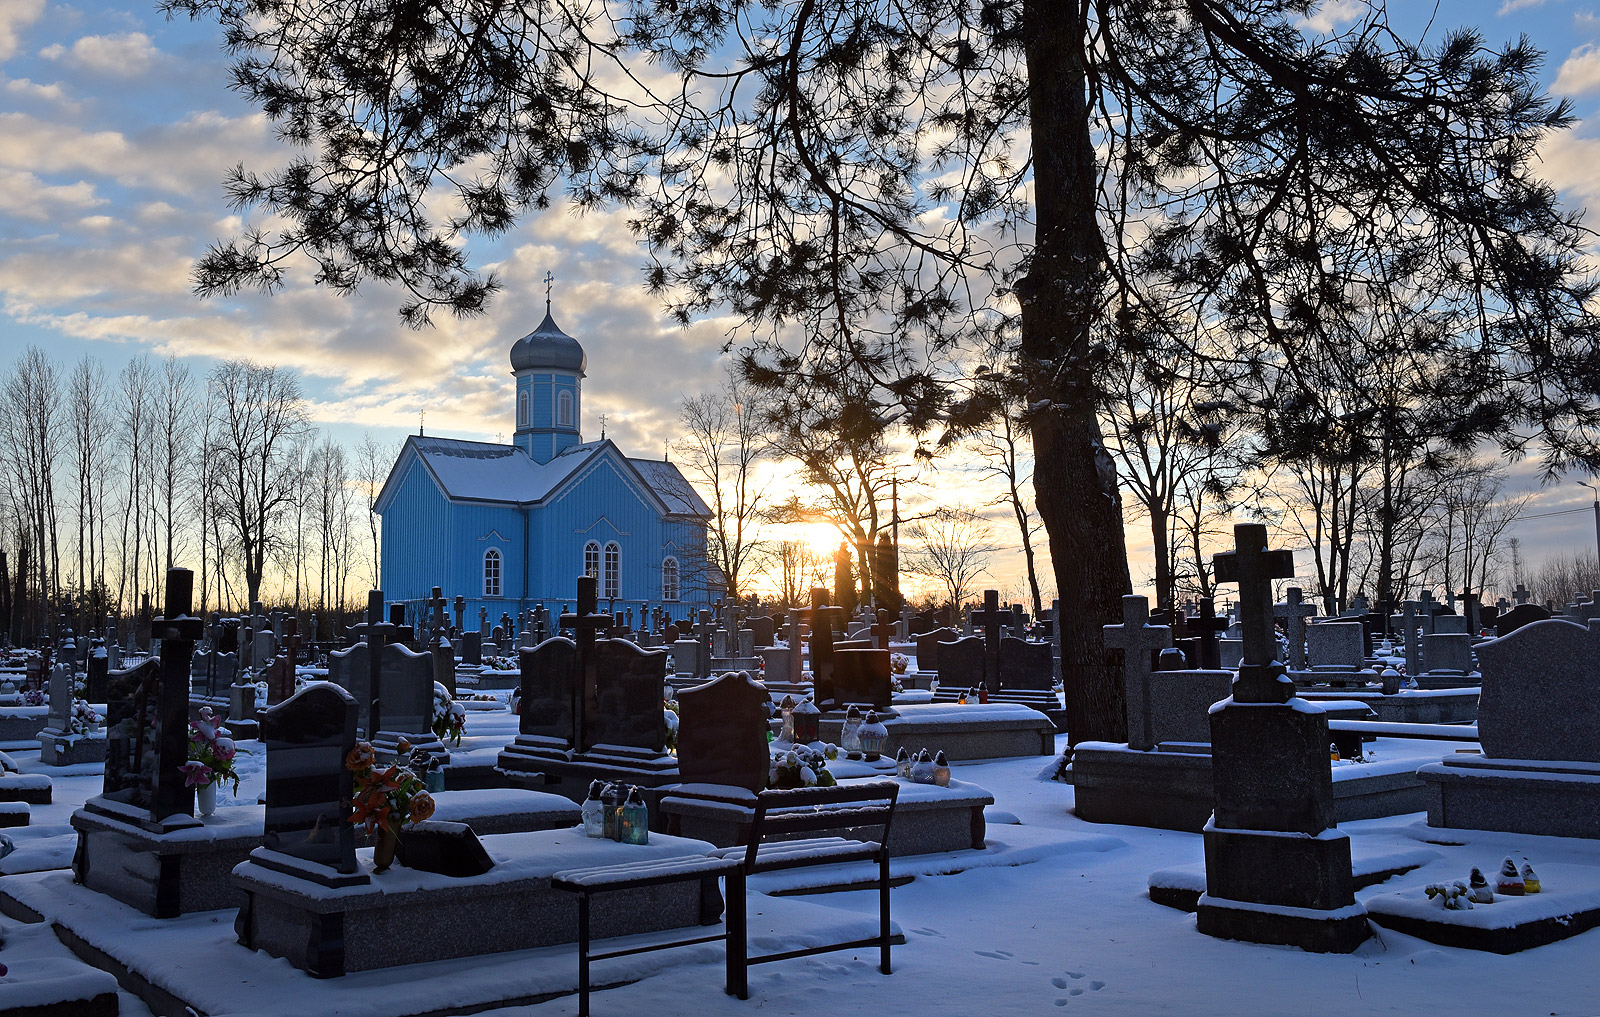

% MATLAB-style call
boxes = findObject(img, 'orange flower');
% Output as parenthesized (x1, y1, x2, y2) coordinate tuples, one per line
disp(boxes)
(345, 742, 376, 772)
(395, 737, 412, 754)
(409, 791, 435, 823)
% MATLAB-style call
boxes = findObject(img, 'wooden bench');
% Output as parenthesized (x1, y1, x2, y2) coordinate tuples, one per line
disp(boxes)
(553, 781, 900, 1013)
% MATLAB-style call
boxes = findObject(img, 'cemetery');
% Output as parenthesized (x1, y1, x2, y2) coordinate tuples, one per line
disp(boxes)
(8, 2, 1600, 1011)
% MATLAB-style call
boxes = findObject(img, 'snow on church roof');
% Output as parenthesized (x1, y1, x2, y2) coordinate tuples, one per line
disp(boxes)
(383, 435, 709, 517)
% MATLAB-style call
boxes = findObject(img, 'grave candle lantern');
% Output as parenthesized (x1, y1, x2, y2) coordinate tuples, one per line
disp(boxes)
(779, 694, 797, 743)
(858, 712, 888, 761)
(792, 696, 821, 744)
(840, 705, 863, 758)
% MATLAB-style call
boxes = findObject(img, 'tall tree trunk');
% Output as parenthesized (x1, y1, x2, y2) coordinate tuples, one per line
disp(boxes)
(1022, 0, 1133, 748)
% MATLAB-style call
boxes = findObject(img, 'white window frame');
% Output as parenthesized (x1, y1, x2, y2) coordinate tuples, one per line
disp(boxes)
(483, 548, 502, 597)
(584, 541, 601, 580)
(661, 556, 680, 602)
(603, 542, 620, 600)
(558, 389, 574, 428)
(517, 390, 529, 427)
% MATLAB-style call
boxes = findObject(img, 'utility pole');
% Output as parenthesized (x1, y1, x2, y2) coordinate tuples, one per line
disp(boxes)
(1581, 481, 1600, 566)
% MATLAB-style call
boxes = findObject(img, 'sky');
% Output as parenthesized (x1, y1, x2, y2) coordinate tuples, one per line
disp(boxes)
(2, 0, 1600, 605)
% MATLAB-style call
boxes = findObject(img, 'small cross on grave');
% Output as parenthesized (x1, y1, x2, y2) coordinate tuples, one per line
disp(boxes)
(426, 587, 448, 643)
(478, 606, 489, 637)
(800, 594, 846, 687)
(783, 609, 805, 683)
(1513, 583, 1530, 605)
(971, 590, 1014, 690)
(1212, 524, 1297, 703)
(560, 575, 614, 749)
(1273, 588, 1316, 670)
(452, 594, 465, 631)
(872, 608, 894, 651)
(1417, 589, 1436, 634)
(1102, 595, 1172, 751)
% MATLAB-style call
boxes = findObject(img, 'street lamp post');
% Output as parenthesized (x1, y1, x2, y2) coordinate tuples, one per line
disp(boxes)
(1580, 481, 1600, 566)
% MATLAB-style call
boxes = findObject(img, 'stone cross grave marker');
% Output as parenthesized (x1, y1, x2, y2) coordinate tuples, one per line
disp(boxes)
(1417, 589, 1436, 634)
(1273, 588, 1316, 670)
(971, 590, 1014, 692)
(354, 591, 400, 739)
(801, 597, 845, 688)
(1186, 597, 1229, 670)
(1513, 583, 1531, 605)
(1212, 526, 1297, 702)
(561, 575, 614, 751)
(260, 683, 364, 882)
(783, 610, 805, 684)
(453, 594, 465, 632)
(1103, 595, 1172, 751)
(479, 606, 489, 638)
(1401, 599, 1423, 675)
(428, 586, 455, 695)
(692, 609, 717, 679)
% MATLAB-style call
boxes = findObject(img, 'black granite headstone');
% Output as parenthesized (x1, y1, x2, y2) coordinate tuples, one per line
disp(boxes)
(936, 635, 986, 689)
(748, 615, 776, 649)
(586, 639, 669, 752)
(101, 660, 161, 803)
(998, 637, 1054, 691)
(261, 684, 359, 874)
(1494, 603, 1551, 638)
(326, 641, 371, 734)
(397, 821, 494, 877)
(916, 627, 960, 672)
(675, 671, 770, 792)
(459, 630, 482, 666)
(519, 637, 577, 745)
(830, 648, 893, 709)
(378, 642, 434, 737)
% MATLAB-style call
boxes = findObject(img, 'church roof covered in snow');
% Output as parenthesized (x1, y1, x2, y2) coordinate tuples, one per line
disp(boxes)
(375, 434, 709, 518)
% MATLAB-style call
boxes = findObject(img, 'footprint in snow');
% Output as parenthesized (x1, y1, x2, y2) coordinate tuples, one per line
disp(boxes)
(974, 949, 1013, 959)
(910, 927, 945, 938)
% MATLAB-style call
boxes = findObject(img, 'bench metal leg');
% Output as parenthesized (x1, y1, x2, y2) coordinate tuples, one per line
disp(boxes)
(726, 867, 748, 1000)
(578, 894, 591, 1017)
(879, 853, 892, 975)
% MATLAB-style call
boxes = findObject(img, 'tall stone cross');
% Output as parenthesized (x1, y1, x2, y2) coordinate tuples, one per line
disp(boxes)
(560, 575, 613, 747)
(872, 608, 894, 651)
(283, 616, 302, 669)
(1272, 588, 1316, 670)
(799, 595, 845, 685)
(970, 590, 1014, 689)
(1513, 583, 1530, 605)
(478, 605, 490, 638)
(1102, 594, 1172, 751)
(1212, 524, 1297, 703)
(357, 591, 399, 738)
(1458, 589, 1481, 633)
(1400, 598, 1423, 675)
(452, 594, 465, 632)
(693, 609, 717, 678)
(426, 587, 448, 642)
(150, 568, 205, 820)
(1190, 597, 1230, 670)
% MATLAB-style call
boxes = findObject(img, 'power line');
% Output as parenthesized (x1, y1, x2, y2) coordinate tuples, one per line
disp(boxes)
(1514, 505, 1595, 522)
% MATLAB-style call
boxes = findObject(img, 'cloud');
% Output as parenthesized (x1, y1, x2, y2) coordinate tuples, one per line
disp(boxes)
(1556, 45, 1600, 95)
(3, 77, 67, 104)
(0, 0, 44, 63)
(1298, 1, 1365, 35)
(39, 31, 158, 77)
(1498, 0, 1550, 14)
(1537, 126, 1600, 206)
(0, 168, 104, 220)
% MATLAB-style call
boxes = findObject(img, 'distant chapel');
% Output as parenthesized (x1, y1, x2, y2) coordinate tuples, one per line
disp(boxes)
(374, 304, 715, 623)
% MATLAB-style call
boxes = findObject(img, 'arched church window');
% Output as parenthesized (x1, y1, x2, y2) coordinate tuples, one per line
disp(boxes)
(661, 557, 680, 602)
(483, 548, 502, 597)
(604, 542, 620, 600)
(558, 390, 574, 428)
(584, 541, 601, 580)
(517, 390, 529, 427)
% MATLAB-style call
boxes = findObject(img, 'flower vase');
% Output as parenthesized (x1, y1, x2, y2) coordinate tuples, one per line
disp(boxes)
(373, 826, 399, 872)
(196, 782, 217, 817)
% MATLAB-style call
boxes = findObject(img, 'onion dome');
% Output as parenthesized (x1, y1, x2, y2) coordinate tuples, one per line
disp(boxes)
(510, 311, 587, 374)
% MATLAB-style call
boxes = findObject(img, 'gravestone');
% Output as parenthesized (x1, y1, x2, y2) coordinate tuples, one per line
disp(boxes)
(1218, 639, 1243, 670)
(376, 642, 437, 751)
(998, 637, 1054, 691)
(1433, 613, 1469, 636)
(1475, 619, 1600, 762)
(86, 647, 110, 703)
(1189, 598, 1231, 671)
(459, 629, 483, 666)
(672, 638, 702, 678)
(1103, 595, 1172, 752)
(936, 636, 986, 690)
(748, 615, 776, 649)
(518, 638, 577, 747)
(829, 648, 893, 710)
(586, 639, 669, 752)
(1493, 602, 1550, 638)
(326, 641, 371, 734)
(192, 649, 238, 699)
(259, 683, 362, 880)
(674, 671, 770, 791)
(263, 653, 297, 707)
(1304, 622, 1364, 670)
(101, 659, 162, 802)
(915, 627, 960, 672)
(1199, 524, 1366, 952)
(971, 591, 1014, 694)
(1273, 589, 1316, 670)
(1419, 633, 1474, 674)
(1147, 670, 1237, 746)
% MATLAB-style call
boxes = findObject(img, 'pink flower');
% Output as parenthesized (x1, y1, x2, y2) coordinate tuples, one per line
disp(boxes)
(179, 761, 213, 788)
(212, 738, 236, 763)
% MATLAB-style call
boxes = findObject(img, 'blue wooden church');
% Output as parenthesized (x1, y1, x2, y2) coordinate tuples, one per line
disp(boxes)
(374, 306, 716, 624)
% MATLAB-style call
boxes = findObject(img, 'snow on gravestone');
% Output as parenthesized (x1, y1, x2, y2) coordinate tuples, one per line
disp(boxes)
(261, 683, 360, 876)
(519, 637, 577, 748)
(1475, 618, 1600, 763)
(586, 639, 668, 752)
(937, 635, 987, 690)
(45, 663, 73, 733)
(675, 671, 770, 792)
(326, 641, 371, 735)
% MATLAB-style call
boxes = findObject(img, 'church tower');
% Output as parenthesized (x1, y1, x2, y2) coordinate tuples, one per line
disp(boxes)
(509, 296, 585, 464)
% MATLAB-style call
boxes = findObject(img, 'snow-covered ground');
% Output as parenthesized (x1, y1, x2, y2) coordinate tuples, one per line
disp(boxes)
(4, 693, 1598, 1017)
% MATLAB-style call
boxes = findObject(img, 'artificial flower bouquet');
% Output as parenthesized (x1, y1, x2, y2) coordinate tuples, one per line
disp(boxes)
(181, 707, 243, 793)
(431, 682, 466, 746)
(345, 739, 436, 837)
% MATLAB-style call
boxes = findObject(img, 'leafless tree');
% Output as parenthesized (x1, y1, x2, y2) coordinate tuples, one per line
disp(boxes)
(0, 347, 64, 636)
(354, 431, 388, 589)
(67, 356, 113, 628)
(764, 539, 831, 608)
(114, 355, 155, 615)
(208, 359, 309, 606)
(673, 371, 771, 599)
(311, 437, 354, 623)
(155, 355, 196, 573)
(970, 402, 1044, 617)
(902, 505, 996, 612)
